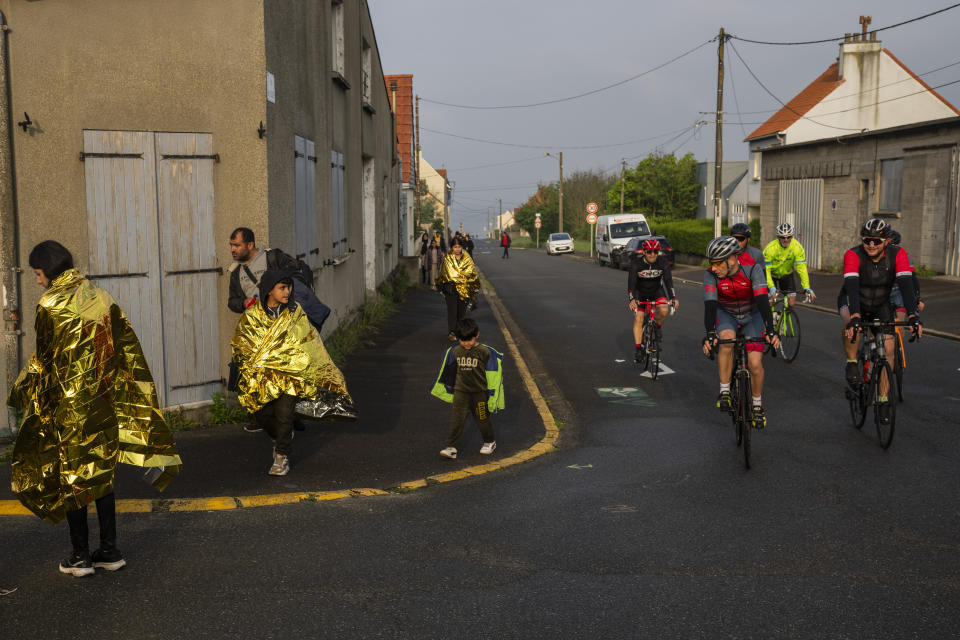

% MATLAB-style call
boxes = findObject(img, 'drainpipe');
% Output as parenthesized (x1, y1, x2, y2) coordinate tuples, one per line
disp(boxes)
(0, 12, 21, 439)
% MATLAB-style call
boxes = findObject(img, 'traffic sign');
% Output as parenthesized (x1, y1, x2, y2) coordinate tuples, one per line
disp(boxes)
(586, 202, 598, 214)
(586, 213, 597, 225)
(534, 220, 542, 229)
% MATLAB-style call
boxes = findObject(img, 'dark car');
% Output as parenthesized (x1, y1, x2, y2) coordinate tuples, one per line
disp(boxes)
(617, 235, 675, 270)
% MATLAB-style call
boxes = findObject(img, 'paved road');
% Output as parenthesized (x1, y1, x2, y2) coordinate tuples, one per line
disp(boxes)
(1, 239, 958, 638)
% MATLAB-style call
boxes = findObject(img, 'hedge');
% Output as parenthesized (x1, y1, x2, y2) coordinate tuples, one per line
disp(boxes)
(647, 217, 761, 257)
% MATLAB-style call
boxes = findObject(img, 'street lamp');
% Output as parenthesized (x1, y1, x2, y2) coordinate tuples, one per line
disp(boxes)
(544, 152, 563, 233)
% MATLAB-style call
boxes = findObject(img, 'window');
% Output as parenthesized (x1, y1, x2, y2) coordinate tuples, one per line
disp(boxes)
(609, 221, 651, 238)
(751, 152, 761, 180)
(295, 136, 318, 270)
(878, 158, 903, 212)
(331, 150, 346, 257)
(331, 1, 345, 77)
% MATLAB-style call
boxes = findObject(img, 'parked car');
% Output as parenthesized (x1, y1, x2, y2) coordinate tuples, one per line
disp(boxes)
(617, 235, 675, 270)
(546, 232, 574, 255)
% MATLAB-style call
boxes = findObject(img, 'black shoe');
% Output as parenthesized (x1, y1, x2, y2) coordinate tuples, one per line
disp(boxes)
(716, 391, 732, 412)
(634, 346, 643, 363)
(91, 548, 126, 571)
(752, 405, 766, 429)
(59, 552, 94, 577)
(845, 361, 860, 386)
(878, 402, 891, 425)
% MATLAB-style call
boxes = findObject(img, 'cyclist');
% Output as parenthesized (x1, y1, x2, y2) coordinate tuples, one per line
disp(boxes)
(838, 219, 922, 425)
(628, 238, 677, 361)
(887, 229, 925, 320)
(730, 222, 765, 268)
(701, 236, 780, 427)
(763, 222, 816, 309)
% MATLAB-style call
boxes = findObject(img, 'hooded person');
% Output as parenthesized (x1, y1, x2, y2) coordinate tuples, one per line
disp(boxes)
(231, 270, 356, 476)
(8, 240, 182, 577)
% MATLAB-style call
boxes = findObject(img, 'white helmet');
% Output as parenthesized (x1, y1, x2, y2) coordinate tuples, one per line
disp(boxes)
(776, 222, 795, 238)
(705, 236, 740, 261)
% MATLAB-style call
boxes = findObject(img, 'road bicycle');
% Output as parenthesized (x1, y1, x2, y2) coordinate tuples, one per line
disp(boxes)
(634, 300, 675, 380)
(846, 319, 913, 449)
(709, 332, 770, 470)
(766, 292, 807, 363)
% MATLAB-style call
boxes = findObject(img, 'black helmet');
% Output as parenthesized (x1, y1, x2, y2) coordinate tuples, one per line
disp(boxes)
(730, 222, 751, 237)
(888, 230, 901, 245)
(860, 218, 889, 238)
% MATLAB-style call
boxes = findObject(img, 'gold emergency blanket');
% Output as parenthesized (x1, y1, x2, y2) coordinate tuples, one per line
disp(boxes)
(231, 303, 356, 419)
(436, 252, 481, 301)
(8, 269, 182, 525)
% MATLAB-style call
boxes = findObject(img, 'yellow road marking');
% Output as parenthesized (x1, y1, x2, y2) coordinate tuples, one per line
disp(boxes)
(0, 274, 561, 517)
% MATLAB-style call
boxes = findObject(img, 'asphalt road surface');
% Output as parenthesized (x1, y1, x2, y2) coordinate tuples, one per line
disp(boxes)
(1, 239, 958, 638)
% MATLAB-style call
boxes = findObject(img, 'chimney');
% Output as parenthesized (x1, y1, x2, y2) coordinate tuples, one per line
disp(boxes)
(838, 17, 881, 79)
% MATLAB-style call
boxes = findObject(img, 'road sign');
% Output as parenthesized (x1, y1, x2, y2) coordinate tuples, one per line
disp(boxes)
(534, 220, 541, 229)
(586, 202, 598, 214)
(587, 213, 597, 225)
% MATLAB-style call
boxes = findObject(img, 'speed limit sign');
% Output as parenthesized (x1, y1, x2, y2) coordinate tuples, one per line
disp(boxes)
(587, 213, 597, 225)
(534, 220, 542, 229)
(586, 202, 598, 214)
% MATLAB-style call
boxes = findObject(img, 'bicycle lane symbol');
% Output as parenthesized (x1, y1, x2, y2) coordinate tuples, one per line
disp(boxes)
(595, 387, 657, 407)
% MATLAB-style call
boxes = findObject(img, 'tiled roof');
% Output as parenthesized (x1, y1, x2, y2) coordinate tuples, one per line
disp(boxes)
(745, 62, 843, 141)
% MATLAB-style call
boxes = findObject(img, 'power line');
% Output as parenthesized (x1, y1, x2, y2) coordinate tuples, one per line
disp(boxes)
(443, 155, 545, 172)
(419, 39, 715, 110)
(421, 124, 699, 151)
(725, 43, 748, 139)
(730, 3, 960, 45)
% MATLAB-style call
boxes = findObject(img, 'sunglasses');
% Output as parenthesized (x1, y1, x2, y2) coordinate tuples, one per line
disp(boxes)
(732, 235, 747, 241)
(862, 237, 885, 246)
(709, 259, 726, 267)
(644, 249, 658, 254)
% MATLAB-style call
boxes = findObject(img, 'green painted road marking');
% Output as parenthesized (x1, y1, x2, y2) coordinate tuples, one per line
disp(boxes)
(596, 387, 647, 398)
(567, 464, 593, 469)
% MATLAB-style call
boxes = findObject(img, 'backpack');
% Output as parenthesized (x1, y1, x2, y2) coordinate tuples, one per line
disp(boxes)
(267, 248, 314, 290)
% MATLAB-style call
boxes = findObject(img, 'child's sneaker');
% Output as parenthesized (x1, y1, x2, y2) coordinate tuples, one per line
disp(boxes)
(480, 441, 497, 455)
(59, 552, 94, 577)
(91, 548, 126, 571)
(269, 453, 290, 476)
(439, 447, 457, 459)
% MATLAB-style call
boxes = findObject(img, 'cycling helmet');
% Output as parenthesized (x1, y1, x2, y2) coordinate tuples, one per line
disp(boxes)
(641, 239, 661, 252)
(730, 222, 751, 237)
(775, 222, 795, 238)
(705, 236, 740, 261)
(888, 230, 902, 245)
(860, 218, 889, 238)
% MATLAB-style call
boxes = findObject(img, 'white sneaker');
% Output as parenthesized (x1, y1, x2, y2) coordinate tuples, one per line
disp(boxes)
(269, 453, 290, 476)
(480, 441, 497, 455)
(439, 447, 457, 459)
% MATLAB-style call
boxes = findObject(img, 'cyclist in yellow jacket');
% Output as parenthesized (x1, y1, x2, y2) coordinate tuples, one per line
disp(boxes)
(763, 222, 816, 309)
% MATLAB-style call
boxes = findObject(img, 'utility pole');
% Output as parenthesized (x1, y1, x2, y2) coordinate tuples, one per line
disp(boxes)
(619, 159, 626, 214)
(558, 151, 564, 233)
(714, 27, 726, 239)
(498, 197, 502, 235)
(415, 95, 421, 231)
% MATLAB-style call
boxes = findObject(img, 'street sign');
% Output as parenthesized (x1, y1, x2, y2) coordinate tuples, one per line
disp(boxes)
(534, 220, 542, 229)
(586, 202, 598, 214)
(586, 213, 597, 225)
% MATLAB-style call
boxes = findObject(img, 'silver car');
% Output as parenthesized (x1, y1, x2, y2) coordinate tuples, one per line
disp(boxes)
(546, 232, 574, 255)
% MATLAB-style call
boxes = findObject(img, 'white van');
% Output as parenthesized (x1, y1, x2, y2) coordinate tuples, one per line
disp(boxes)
(595, 213, 651, 267)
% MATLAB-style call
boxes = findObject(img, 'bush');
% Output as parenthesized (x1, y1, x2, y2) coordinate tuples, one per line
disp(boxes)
(649, 217, 730, 257)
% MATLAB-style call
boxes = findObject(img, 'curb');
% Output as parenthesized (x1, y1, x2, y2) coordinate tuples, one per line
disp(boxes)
(0, 273, 561, 518)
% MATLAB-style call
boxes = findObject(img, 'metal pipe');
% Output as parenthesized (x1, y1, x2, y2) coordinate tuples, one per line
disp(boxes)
(0, 12, 20, 439)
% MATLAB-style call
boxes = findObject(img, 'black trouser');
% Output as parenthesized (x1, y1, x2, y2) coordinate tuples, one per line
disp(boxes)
(502, 246, 509, 258)
(444, 293, 468, 334)
(447, 390, 495, 446)
(66, 492, 117, 555)
(256, 394, 296, 455)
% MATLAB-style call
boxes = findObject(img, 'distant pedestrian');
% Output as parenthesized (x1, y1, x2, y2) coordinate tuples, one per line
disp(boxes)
(426, 238, 443, 287)
(464, 234, 475, 256)
(431, 318, 505, 459)
(231, 270, 356, 476)
(435, 238, 480, 341)
(419, 232, 430, 284)
(501, 231, 511, 258)
(9, 241, 182, 577)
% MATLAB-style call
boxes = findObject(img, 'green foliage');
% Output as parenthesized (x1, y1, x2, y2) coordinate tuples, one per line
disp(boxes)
(650, 217, 729, 256)
(209, 392, 249, 425)
(0, 444, 11, 463)
(163, 408, 196, 432)
(515, 169, 617, 241)
(915, 264, 937, 278)
(607, 152, 699, 220)
(431, 218, 445, 233)
(419, 179, 440, 226)
(749, 219, 761, 247)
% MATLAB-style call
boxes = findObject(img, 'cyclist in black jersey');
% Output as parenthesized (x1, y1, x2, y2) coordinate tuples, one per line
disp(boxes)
(627, 239, 677, 361)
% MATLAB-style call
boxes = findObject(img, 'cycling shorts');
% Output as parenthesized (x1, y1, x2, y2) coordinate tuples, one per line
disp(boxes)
(715, 309, 766, 353)
(772, 273, 797, 295)
(633, 289, 668, 307)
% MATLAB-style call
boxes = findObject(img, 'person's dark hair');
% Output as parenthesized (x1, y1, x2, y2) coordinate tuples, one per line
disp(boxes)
(231, 227, 255, 244)
(29, 241, 74, 281)
(455, 317, 479, 341)
(450, 237, 463, 247)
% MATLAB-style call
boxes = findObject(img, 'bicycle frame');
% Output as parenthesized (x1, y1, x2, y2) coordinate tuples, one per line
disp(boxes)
(848, 319, 913, 449)
(711, 333, 768, 469)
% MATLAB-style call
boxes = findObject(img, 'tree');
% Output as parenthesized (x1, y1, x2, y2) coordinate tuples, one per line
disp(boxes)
(515, 170, 616, 239)
(607, 152, 699, 220)
(418, 179, 440, 229)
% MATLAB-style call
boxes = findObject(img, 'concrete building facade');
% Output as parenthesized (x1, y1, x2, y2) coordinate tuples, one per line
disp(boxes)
(0, 0, 400, 434)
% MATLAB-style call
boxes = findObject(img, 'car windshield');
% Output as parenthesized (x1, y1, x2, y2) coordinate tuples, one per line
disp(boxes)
(610, 221, 650, 238)
(550, 233, 570, 241)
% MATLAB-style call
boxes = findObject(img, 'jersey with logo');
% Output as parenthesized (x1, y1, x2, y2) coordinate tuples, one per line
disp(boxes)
(842, 245, 914, 315)
(703, 260, 768, 320)
(763, 238, 810, 290)
(627, 253, 675, 301)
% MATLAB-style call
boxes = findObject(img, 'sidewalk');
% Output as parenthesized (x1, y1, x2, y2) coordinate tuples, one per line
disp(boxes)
(0, 287, 545, 503)
(671, 264, 960, 338)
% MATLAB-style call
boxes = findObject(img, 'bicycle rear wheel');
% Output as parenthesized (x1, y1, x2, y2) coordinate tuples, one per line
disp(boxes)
(647, 324, 661, 380)
(778, 308, 801, 362)
(730, 375, 742, 447)
(875, 360, 896, 449)
(739, 371, 752, 469)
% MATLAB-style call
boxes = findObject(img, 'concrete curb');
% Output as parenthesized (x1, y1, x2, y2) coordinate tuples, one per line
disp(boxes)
(0, 272, 562, 518)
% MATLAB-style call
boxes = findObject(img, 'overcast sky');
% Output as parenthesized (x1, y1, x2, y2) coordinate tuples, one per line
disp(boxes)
(367, 1, 960, 234)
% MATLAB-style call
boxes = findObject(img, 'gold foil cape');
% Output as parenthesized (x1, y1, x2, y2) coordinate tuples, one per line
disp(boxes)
(436, 252, 481, 301)
(232, 303, 355, 420)
(7, 270, 182, 524)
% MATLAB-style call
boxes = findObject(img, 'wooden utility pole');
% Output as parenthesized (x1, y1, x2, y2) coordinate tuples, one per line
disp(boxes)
(619, 159, 626, 214)
(558, 151, 564, 233)
(415, 95, 421, 230)
(498, 197, 502, 235)
(714, 28, 726, 239)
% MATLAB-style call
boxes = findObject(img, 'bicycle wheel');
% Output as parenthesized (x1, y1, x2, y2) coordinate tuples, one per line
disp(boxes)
(875, 359, 897, 449)
(893, 330, 905, 403)
(778, 308, 801, 362)
(730, 375, 742, 447)
(636, 319, 650, 371)
(739, 371, 752, 469)
(647, 324, 661, 380)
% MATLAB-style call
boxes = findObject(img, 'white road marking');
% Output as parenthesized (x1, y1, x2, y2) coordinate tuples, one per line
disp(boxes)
(639, 362, 675, 378)
(614, 359, 626, 363)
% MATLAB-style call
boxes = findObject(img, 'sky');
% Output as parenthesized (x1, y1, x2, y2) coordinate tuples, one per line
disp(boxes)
(367, 1, 960, 235)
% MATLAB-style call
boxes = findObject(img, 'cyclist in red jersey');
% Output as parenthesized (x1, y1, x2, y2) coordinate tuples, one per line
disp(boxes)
(730, 222, 764, 268)
(627, 238, 677, 360)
